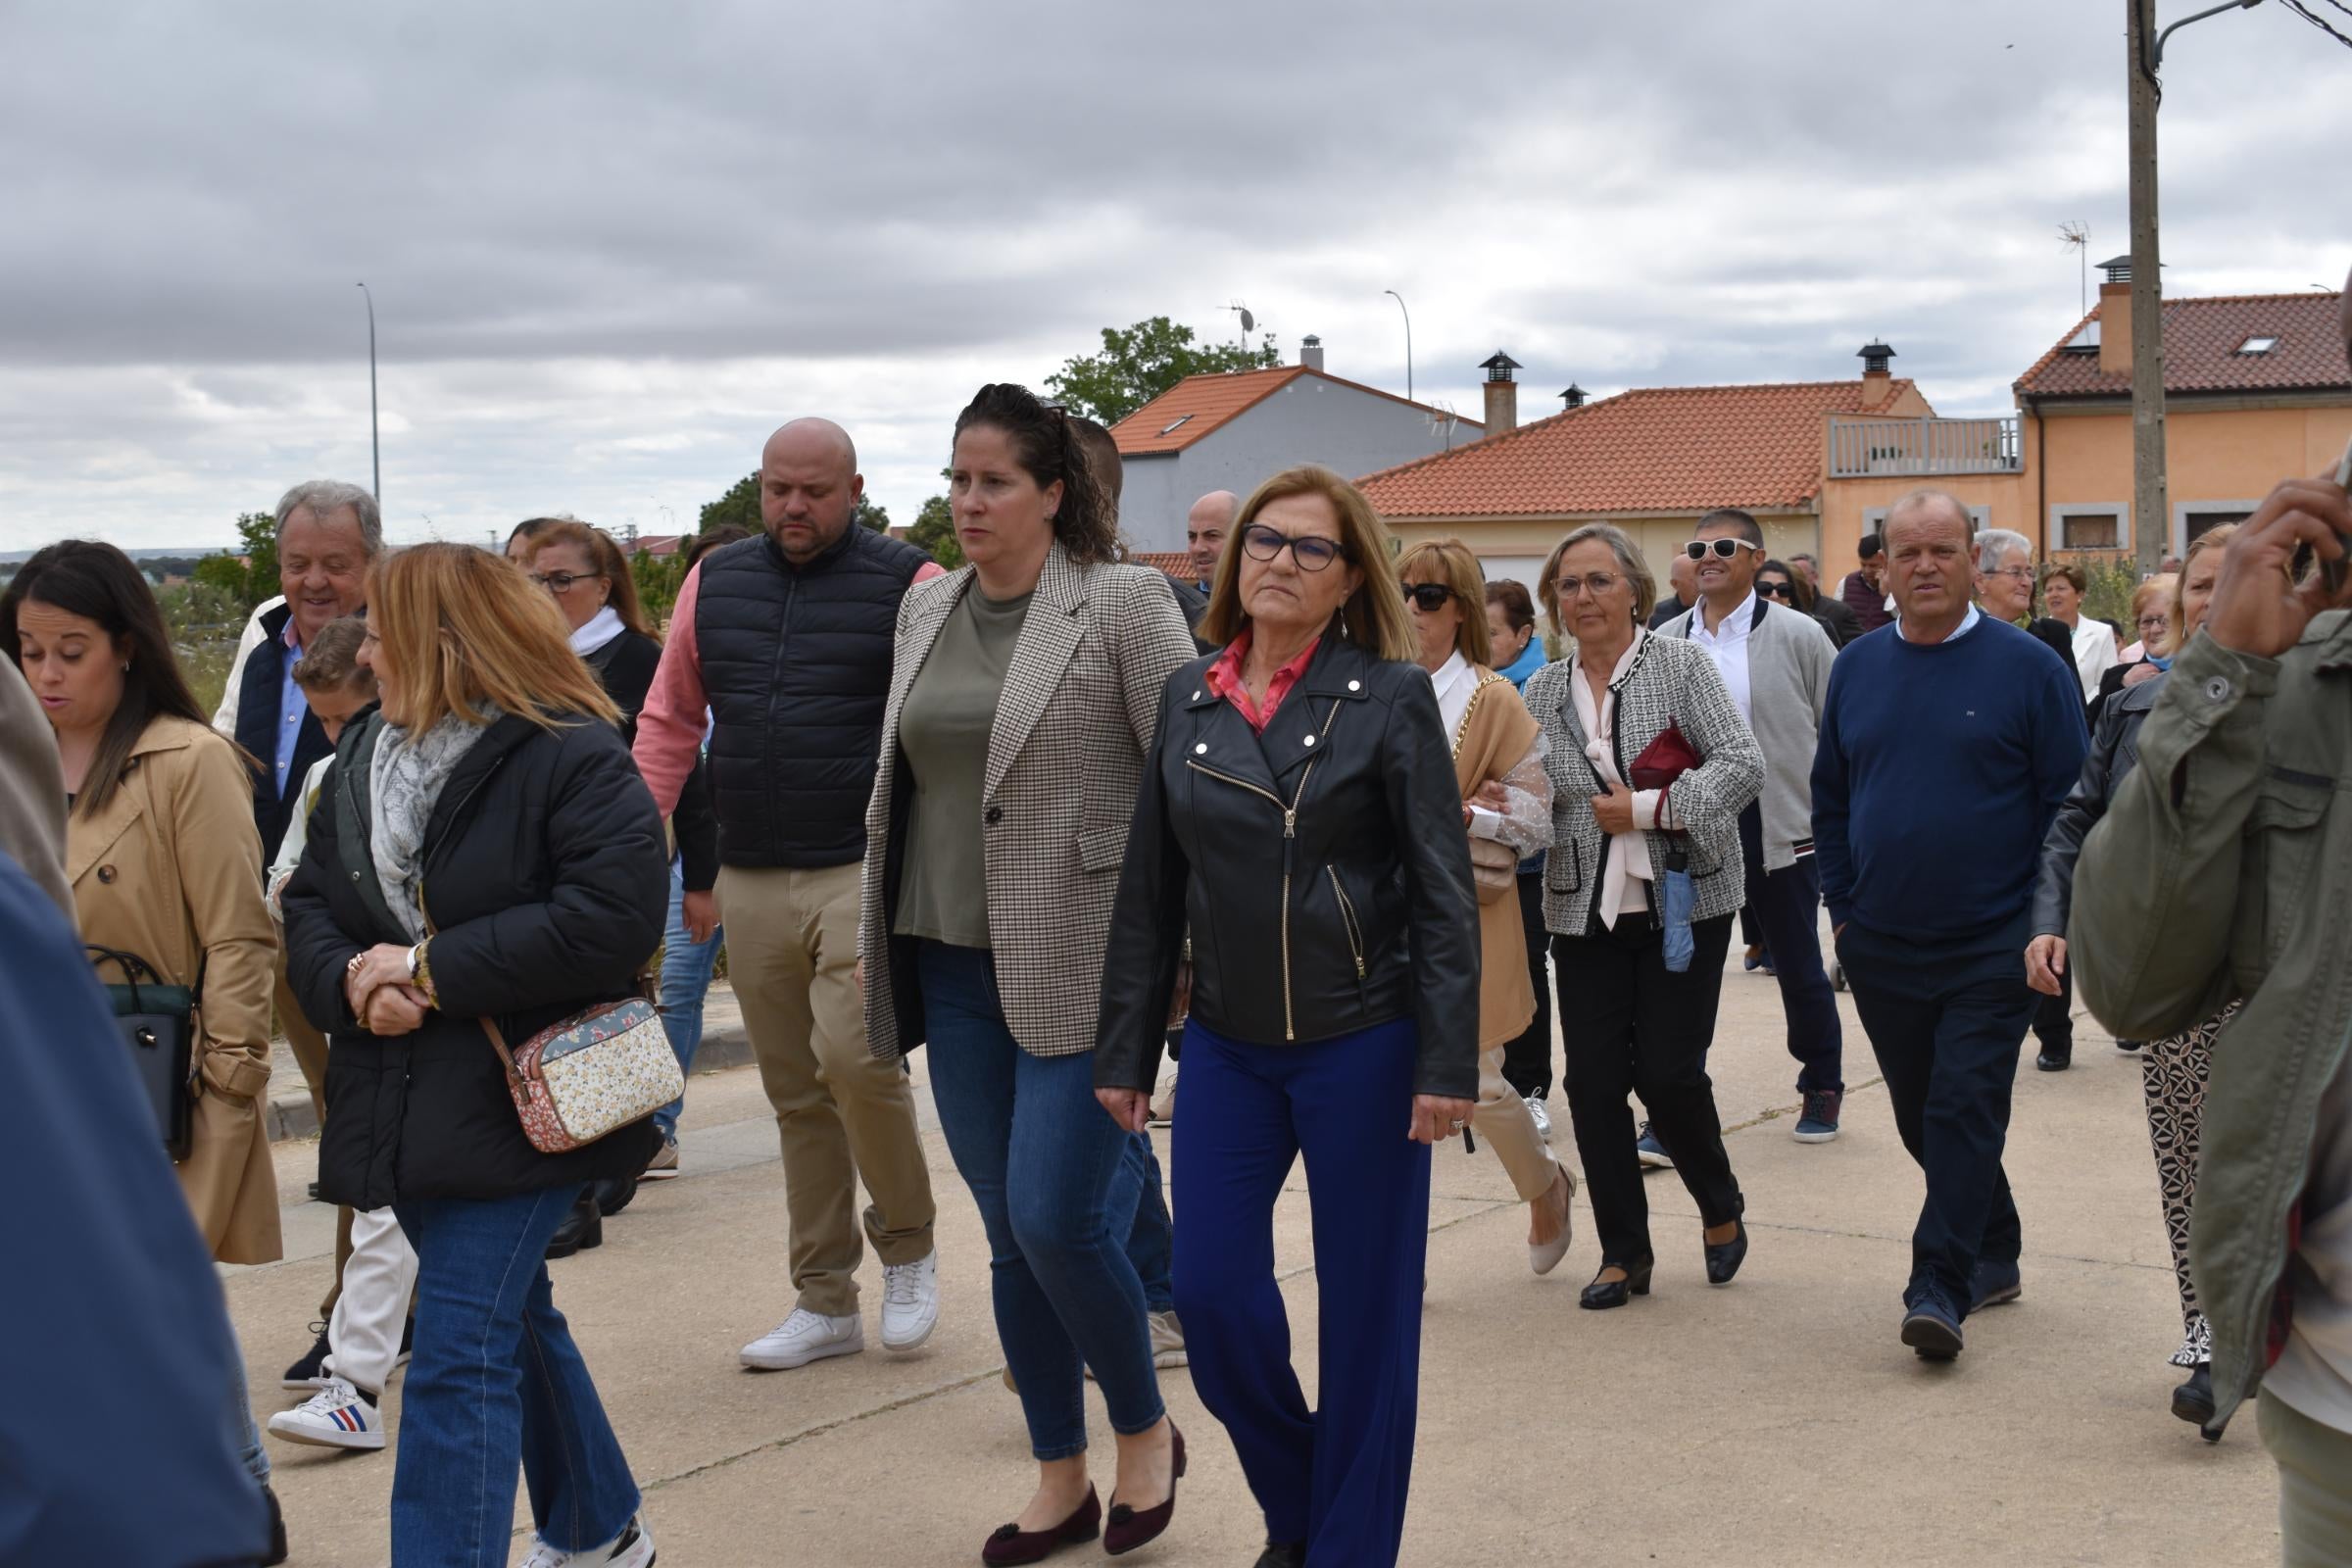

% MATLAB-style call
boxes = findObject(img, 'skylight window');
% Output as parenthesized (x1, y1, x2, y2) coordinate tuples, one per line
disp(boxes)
(2062, 320, 2101, 354)
(2237, 334, 2279, 355)
(1159, 415, 1194, 436)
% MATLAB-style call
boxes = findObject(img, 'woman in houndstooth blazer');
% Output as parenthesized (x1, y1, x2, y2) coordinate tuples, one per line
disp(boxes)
(858, 384, 1197, 1562)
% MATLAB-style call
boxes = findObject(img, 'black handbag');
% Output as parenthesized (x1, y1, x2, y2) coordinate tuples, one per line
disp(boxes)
(88, 945, 197, 1161)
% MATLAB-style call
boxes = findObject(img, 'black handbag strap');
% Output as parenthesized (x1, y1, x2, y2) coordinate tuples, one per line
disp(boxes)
(86, 945, 162, 1012)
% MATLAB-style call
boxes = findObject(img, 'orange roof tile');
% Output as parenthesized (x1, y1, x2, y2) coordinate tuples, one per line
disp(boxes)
(1356, 379, 1919, 519)
(1111, 367, 1482, 456)
(1127, 551, 1196, 577)
(2015, 291, 2349, 399)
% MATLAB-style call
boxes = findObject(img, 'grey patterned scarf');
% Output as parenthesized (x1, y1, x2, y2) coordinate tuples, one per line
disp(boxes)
(369, 711, 492, 940)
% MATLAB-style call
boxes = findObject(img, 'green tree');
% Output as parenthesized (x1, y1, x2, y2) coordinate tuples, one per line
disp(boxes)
(191, 512, 279, 615)
(699, 473, 760, 535)
(854, 495, 890, 533)
(906, 491, 960, 569)
(630, 548, 688, 625)
(1045, 317, 1282, 426)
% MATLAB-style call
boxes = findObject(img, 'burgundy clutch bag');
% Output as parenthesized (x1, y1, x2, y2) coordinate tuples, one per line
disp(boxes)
(1626, 720, 1701, 792)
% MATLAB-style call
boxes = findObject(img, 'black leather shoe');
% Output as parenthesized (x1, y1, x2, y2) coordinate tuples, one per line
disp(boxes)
(2035, 1041, 2072, 1072)
(546, 1192, 603, 1259)
(593, 1174, 639, 1217)
(1704, 1220, 1748, 1285)
(2172, 1362, 2217, 1430)
(1253, 1544, 1307, 1568)
(261, 1483, 288, 1566)
(1578, 1258, 1654, 1309)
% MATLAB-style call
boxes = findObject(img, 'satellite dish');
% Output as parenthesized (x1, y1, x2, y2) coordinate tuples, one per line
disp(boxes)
(1240, 308, 1255, 334)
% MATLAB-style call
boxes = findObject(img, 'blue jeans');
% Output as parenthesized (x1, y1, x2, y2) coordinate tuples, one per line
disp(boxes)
(654, 857, 723, 1141)
(392, 1185, 640, 1568)
(1126, 1137, 1175, 1315)
(916, 941, 1163, 1459)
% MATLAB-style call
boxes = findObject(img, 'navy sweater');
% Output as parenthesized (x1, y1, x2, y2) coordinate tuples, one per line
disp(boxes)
(1812, 617, 2088, 943)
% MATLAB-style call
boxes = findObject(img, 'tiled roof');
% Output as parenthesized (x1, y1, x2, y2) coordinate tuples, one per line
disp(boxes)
(1127, 551, 1196, 577)
(2015, 292, 2349, 399)
(1357, 379, 1918, 519)
(1111, 368, 1482, 456)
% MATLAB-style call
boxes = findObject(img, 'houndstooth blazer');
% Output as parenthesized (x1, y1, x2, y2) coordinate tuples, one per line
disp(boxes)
(859, 543, 1197, 1059)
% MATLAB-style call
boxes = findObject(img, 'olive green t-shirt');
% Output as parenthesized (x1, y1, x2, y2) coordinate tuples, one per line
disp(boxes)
(894, 586, 1033, 949)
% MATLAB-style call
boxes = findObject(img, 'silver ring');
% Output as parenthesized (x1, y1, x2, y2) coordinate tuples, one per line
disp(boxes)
(1449, 1118, 1467, 1130)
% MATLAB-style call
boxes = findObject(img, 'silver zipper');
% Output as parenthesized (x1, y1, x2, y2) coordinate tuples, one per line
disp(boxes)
(1326, 866, 1365, 981)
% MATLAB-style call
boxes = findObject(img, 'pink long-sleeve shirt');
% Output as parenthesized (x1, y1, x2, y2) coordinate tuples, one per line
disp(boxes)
(633, 557, 945, 817)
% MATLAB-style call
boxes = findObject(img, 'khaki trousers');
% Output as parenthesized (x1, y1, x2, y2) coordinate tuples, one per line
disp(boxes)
(1472, 1042, 1559, 1203)
(718, 861, 936, 1317)
(276, 958, 355, 1319)
(2262, 1390, 2352, 1566)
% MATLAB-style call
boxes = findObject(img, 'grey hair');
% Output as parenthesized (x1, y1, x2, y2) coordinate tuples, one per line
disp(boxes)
(273, 480, 383, 556)
(1974, 527, 2033, 575)
(1539, 521, 1657, 633)
(1885, 486, 1977, 549)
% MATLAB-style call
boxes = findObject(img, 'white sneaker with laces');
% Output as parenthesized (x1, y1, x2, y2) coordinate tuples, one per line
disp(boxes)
(879, 1251, 940, 1352)
(1150, 1308, 1188, 1369)
(520, 1513, 656, 1568)
(1523, 1094, 1553, 1142)
(267, 1376, 385, 1451)
(740, 1307, 864, 1371)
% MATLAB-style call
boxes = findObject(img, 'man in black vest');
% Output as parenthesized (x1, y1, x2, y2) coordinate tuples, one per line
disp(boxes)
(636, 417, 943, 1372)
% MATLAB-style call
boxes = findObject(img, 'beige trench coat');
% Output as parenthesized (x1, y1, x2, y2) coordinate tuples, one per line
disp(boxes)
(70, 714, 281, 1264)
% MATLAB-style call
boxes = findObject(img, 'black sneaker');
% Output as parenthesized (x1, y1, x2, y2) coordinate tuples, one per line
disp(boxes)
(1969, 1257, 2023, 1312)
(282, 1322, 332, 1391)
(1900, 1293, 1965, 1360)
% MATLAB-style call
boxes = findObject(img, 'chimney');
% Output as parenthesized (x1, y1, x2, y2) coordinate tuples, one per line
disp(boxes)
(1481, 349, 1522, 433)
(1299, 333, 1324, 372)
(1857, 340, 1895, 407)
(2097, 255, 2133, 377)
(1559, 382, 1587, 411)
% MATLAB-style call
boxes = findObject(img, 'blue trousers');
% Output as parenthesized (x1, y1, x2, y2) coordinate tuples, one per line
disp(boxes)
(1739, 804, 1844, 1096)
(1838, 916, 2032, 1313)
(1126, 1136, 1175, 1314)
(654, 857, 723, 1141)
(392, 1185, 639, 1568)
(1173, 1016, 1430, 1567)
(917, 942, 1163, 1459)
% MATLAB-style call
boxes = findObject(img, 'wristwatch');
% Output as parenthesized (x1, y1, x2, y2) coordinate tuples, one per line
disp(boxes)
(406, 943, 421, 980)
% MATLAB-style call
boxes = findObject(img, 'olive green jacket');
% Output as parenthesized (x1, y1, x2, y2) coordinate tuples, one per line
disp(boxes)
(2073, 618, 2352, 1431)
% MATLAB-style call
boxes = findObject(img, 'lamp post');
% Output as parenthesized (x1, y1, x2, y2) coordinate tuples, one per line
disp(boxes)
(1384, 290, 1413, 402)
(2125, 0, 2262, 577)
(356, 282, 380, 510)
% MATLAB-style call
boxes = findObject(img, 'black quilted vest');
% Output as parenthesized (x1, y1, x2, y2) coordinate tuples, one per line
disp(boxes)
(695, 526, 930, 868)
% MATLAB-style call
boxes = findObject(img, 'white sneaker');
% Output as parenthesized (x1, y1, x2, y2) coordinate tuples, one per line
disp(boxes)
(1150, 1308, 1188, 1369)
(879, 1251, 940, 1352)
(520, 1513, 655, 1568)
(267, 1377, 386, 1451)
(1523, 1094, 1553, 1142)
(740, 1307, 864, 1371)
(1149, 1076, 1177, 1126)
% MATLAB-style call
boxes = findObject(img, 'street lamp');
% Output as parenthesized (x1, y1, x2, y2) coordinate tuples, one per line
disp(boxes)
(1383, 290, 1413, 403)
(2124, 0, 2262, 577)
(356, 282, 380, 510)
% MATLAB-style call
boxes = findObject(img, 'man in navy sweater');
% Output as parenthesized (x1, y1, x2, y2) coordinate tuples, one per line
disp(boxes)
(1812, 488, 2087, 1360)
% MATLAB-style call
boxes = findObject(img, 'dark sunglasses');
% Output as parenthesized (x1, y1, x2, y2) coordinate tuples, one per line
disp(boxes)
(1685, 538, 1762, 561)
(1241, 523, 1348, 571)
(1756, 580, 1795, 600)
(1402, 581, 1454, 612)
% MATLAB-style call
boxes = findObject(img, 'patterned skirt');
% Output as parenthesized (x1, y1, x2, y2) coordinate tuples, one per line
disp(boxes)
(2140, 1003, 2237, 1368)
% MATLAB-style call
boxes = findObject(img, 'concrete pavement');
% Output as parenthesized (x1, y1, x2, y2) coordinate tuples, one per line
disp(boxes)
(229, 941, 2281, 1566)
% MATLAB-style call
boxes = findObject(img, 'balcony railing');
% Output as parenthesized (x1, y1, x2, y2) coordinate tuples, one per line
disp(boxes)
(1828, 415, 2022, 478)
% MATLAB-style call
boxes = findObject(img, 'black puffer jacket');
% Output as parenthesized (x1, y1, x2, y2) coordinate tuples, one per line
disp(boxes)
(2030, 667, 2165, 941)
(1094, 632, 1481, 1100)
(586, 628, 718, 893)
(282, 709, 668, 1209)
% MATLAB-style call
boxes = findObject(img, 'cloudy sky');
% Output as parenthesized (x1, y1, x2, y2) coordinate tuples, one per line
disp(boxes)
(4, 0, 2346, 554)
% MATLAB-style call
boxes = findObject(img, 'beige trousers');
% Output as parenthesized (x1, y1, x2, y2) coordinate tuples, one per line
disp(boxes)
(718, 861, 936, 1317)
(2262, 1390, 2352, 1566)
(276, 958, 355, 1319)
(1472, 1042, 1559, 1202)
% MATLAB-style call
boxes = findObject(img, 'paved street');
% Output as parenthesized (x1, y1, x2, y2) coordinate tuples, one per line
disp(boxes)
(230, 938, 2279, 1567)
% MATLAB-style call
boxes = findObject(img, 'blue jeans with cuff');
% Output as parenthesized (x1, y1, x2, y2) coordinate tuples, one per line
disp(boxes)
(654, 856, 723, 1142)
(392, 1184, 640, 1568)
(917, 941, 1162, 1460)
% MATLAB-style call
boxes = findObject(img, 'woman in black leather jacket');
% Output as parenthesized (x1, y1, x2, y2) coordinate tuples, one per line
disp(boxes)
(2025, 524, 2235, 1434)
(1096, 466, 1478, 1568)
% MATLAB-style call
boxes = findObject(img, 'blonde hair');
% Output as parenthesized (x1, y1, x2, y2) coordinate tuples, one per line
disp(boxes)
(1538, 523, 1657, 636)
(528, 520, 653, 640)
(2132, 574, 2178, 657)
(1396, 537, 1492, 667)
(1199, 466, 1416, 662)
(367, 543, 620, 732)
(2173, 524, 2237, 643)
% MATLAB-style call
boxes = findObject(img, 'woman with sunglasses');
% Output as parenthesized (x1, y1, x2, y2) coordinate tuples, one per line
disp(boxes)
(1097, 466, 1478, 1568)
(1757, 558, 1860, 650)
(1398, 540, 1574, 1277)
(1527, 524, 1762, 1310)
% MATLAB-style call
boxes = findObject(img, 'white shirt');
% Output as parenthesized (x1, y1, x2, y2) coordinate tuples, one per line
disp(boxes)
(2067, 617, 2120, 703)
(568, 605, 626, 657)
(1427, 650, 1478, 739)
(1569, 630, 1668, 928)
(1688, 590, 1758, 720)
(2267, 1054, 2352, 1433)
(1896, 604, 1983, 645)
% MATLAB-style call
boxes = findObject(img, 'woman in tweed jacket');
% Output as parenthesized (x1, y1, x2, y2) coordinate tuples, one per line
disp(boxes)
(858, 383, 1197, 1563)
(1526, 523, 1764, 1310)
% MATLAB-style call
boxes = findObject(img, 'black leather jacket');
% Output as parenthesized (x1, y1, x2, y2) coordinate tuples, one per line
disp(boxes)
(1094, 633, 1481, 1100)
(2031, 667, 2165, 939)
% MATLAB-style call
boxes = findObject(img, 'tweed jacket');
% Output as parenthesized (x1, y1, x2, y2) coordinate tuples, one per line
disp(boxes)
(860, 544, 1196, 1059)
(1524, 629, 1764, 936)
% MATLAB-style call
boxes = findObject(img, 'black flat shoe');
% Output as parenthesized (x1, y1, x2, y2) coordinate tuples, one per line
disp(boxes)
(1704, 1220, 1749, 1285)
(981, 1487, 1100, 1566)
(2172, 1363, 2218, 1432)
(2035, 1043, 2072, 1072)
(1253, 1544, 1307, 1568)
(546, 1193, 603, 1259)
(1578, 1259, 1654, 1309)
(1103, 1423, 1185, 1555)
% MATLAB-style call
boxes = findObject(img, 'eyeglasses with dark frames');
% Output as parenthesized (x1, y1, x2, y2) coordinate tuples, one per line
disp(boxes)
(1240, 523, 1348, 572)
(1401, 581, 1454, 612)
(1756, 579, 1795, 600)
(529, 570, 600, 592)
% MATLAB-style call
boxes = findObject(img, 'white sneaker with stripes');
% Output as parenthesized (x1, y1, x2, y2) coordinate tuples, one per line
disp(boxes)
(267, 1376, 385, 1451)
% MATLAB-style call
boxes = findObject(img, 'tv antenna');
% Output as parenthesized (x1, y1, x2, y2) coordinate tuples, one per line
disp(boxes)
(1425, 399, 1461, 452)
(2058, 221, 2092, 316)
(1225, 301, 1256, 354)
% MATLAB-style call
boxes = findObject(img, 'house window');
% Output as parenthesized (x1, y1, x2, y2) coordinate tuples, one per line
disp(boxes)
(2172, 501, 2261, 557)
(2236, 335, 2278, 356)
(2050, 503, 2131, 553)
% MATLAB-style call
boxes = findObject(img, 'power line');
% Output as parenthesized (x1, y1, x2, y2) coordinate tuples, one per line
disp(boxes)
(2279, 0, 2352, 50)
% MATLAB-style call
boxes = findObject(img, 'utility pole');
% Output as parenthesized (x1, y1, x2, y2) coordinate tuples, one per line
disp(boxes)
(1384, 290, 1413, 403)
(2126, 0, 2168, 579)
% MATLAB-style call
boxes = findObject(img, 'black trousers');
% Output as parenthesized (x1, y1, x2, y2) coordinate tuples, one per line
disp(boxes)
(1738, 804, 1844, 1096)
(1838, 915, 2033, 1313)
(1553, 910, 1743, 1267)
(2032, 963, 2073, 1052)
(1499, 869, 1554, 1099)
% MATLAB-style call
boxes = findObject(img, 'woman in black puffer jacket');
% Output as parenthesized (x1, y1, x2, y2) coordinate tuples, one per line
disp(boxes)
(282, 543, 667, 1568)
